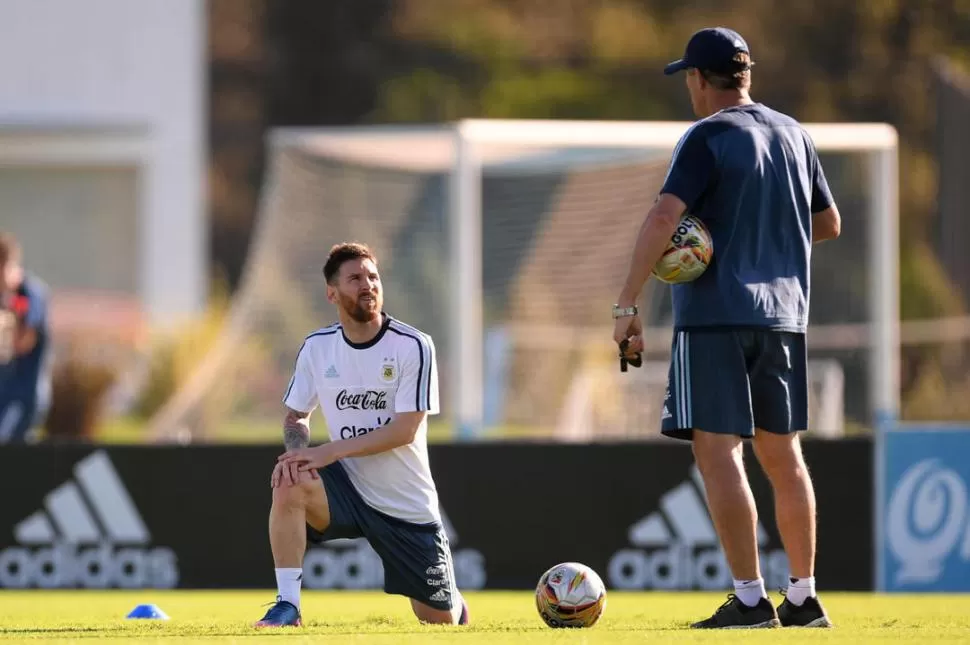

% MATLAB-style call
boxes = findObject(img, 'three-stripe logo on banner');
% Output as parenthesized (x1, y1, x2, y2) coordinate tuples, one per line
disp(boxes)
(0, 450, 179, 589)
(15, 451, 149, 545)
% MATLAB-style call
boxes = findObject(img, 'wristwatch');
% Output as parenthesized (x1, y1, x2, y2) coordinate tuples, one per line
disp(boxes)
(612, 304, 638, 319)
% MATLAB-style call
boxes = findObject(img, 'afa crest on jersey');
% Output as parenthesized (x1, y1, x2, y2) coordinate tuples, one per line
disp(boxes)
(381, 362, 396, 382)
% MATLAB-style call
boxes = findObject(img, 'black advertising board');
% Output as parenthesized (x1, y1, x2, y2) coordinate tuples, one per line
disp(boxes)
(0, 439, 872, 591)
(431, 440, 872, 592)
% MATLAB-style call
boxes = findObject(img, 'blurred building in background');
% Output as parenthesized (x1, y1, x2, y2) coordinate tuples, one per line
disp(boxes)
(0, 0, 207, 334)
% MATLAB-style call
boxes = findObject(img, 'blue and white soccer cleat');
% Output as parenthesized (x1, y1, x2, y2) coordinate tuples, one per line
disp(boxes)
(254, 596, 302, 627)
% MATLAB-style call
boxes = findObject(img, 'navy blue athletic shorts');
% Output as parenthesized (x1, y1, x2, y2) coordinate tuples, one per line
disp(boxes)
(660, 329, 808, 441)
(307, 461, 460, 612)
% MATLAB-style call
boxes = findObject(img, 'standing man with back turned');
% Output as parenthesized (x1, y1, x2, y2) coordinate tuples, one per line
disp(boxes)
(611, 28, 841, 628)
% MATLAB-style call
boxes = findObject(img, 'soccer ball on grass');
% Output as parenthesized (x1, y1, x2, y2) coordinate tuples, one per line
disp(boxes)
(652, 214, 713, 284)
(535, 562, 607, 628)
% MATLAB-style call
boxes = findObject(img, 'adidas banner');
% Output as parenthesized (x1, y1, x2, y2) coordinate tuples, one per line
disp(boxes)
(0, 440, 872, 590)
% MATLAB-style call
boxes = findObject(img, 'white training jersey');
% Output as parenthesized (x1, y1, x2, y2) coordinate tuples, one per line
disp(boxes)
(283, 314, 441, 525)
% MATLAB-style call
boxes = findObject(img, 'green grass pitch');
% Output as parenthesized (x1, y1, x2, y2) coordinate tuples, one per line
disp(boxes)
(1, 590, 969, 643)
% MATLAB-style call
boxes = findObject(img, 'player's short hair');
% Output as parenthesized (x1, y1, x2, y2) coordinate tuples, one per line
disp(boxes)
(0, 233, 21, 266)
(323, 242, 378, 284)
(700, 52, 752, 90)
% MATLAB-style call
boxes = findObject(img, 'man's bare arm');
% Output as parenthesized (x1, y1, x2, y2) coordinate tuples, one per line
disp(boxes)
(615, 193, 686, 306)
(812, 204, 841, 243)
(283, 407, 311, 450)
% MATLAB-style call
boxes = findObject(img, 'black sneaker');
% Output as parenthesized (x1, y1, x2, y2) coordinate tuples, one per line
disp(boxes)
(690, 594, 780, 629)
(777, 595, 832, 627)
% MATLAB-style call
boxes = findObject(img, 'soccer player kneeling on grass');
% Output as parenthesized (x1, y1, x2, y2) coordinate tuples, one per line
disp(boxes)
(255, 242, 469, 628)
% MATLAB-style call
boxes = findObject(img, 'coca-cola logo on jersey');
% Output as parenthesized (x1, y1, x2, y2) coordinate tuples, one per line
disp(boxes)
(335, 390, 389, 411)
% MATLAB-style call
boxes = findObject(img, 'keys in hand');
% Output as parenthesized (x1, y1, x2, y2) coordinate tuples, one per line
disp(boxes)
(619, 338, 642, 372)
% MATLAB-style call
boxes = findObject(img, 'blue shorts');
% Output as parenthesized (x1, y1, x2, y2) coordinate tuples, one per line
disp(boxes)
(661, 329, 808, 441)
(308, 461, 460, 611)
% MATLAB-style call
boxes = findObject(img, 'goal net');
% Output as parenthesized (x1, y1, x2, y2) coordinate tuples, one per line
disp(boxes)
(149, 120, 898, 443)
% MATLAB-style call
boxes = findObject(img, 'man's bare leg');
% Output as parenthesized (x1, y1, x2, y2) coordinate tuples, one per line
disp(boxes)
(691, 430, 764, 605)
(752, 430, 816, 602)
(266, 473, 330, 616)
(752, 429, 831, 626)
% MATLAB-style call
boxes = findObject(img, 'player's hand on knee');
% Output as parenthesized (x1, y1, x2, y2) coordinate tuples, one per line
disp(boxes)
(296, 468, 319, 485)
(270, 462, 287, 488)
(290, 462, 319, 486)
(278, 444, 339, 476)
(270, 460, 319, 488)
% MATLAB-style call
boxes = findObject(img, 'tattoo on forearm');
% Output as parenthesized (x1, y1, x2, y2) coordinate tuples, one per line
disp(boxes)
(283, 411, 310, 450)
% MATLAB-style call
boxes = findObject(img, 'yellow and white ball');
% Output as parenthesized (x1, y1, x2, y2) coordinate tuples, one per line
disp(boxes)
(652, 215, 713, 284)
(535, 562, 607, 628)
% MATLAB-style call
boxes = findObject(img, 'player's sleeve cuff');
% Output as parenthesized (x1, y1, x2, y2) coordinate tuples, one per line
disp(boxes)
(810, 198, 833, 213)
(659, 184, 699, 213)
(394, 406, 439, 417)
(282, 395, 314, 414)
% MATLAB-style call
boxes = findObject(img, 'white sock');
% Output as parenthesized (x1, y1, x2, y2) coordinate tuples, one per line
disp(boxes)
(451, 591, 465, 624)
(733, 578, 767, 607)
(786, 576, 816, 606)
(275, 568, 302, 609)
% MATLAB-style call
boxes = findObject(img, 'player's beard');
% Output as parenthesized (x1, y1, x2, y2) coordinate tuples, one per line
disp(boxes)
(340, 290, 381, 323)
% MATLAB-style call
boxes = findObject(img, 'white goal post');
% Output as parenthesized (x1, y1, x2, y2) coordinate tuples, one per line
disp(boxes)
(449, 119, 899, 439)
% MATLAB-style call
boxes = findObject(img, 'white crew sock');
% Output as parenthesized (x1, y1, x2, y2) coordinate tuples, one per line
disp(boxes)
(786, 576, 816, 606)
(733, 578, 767, 607)
(275, 568, 302, 609)
(451, 591, 466, 624)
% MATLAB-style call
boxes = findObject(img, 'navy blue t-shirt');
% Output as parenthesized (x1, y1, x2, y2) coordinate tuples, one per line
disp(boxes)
(659, 103, 833, 332)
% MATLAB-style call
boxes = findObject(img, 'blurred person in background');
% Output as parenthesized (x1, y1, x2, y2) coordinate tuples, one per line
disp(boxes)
(0, 233, 51, 443)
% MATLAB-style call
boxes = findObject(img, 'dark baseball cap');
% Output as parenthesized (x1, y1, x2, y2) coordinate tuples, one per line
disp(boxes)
(664, 27, 753, 76)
